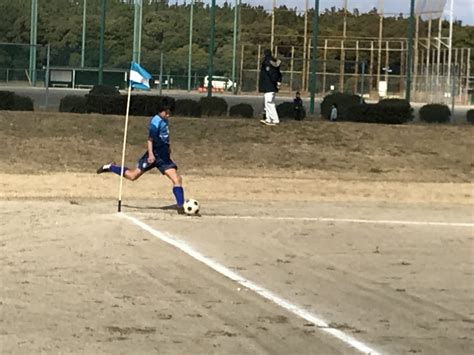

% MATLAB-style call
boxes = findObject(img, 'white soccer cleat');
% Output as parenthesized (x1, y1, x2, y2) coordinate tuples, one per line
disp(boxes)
(96, 162, 115, 174)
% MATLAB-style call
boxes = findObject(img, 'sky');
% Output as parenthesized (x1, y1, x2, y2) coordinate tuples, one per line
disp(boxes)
(190, 0, 473, 25)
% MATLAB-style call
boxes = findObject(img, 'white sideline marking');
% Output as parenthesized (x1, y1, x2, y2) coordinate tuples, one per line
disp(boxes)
(203, 215, 474, 228)
(119, 212, 381, 355)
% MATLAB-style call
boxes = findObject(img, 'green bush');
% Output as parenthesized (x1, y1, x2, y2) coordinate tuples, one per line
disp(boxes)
(467, 109, 474, 124)
(320, 92, 363, 120)
(85, 93, 175, 116)
(86, 94, 126, 115)
(59, 95, 87, 113)
(174, 99, 201, 117)
(229, 103, 254, 118)
(89, 85, 120, 96)
(12, 95, 34, 111)
(0, 91, 34, 111)
(276, 102, 295, 119)
(199, 97, 228, 116)
(172, 99, 201, 117)
(0, 91, 15, 110)
(378, 98, 412, 109)
(345, 103, 411, 124)
(128, 95, 175, 117)
(419, 103, 451, 123)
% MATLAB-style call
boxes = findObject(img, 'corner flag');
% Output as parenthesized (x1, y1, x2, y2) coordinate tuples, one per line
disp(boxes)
(129, 62, 152, 90)
(117, 61, 153, 212)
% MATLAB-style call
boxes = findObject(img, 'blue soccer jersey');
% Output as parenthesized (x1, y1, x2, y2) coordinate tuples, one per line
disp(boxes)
(149, 114, 170, 154)
(137, 113, 177, 174)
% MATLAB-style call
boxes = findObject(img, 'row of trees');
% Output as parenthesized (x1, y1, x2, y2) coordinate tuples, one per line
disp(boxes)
(0, 0, 472, 77)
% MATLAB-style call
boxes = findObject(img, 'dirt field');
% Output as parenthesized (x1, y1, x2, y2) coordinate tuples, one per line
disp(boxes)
(0, 111, 473, 354)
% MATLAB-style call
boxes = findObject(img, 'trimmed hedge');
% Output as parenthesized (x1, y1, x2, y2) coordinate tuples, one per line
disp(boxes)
(89, 85, 120, 96)
(276, 102, 295, 119)
(173, 99, 201, 117)
(12, 95, 34, 111)
(128, 95, 175, 117)
(0, 91, 34, 111)
(199, 97, 228, 116)
(378, 98, 411, 109)
(229, 103, 254, 118)
(59, 95, 87, 113)
(419, 103, 451, 123)
(0, 91, 15, 110)
(345, 103, 412, 124)
(467, 109, 474, 124)
(85, 93, 175, 116)
(86, 94, 126, 115)
(320, 92, 363, 120)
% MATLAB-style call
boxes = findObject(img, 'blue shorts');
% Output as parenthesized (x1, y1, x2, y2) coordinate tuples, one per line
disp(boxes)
(137, 151, 177, 174)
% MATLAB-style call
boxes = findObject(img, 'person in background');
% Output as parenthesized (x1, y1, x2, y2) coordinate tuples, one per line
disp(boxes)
(259, 49, 282, 126)
(330, 103, 338, 121)
(293, 91, 305, 121)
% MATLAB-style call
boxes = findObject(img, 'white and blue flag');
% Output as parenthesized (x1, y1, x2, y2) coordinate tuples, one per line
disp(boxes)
(129, 62, 152, 90)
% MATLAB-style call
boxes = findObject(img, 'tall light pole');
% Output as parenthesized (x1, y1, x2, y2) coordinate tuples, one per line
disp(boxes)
(339, 0, 348, 91)
(132, 0, 143, 63)
(29, 0, 38, 86)
(207, 0, 216, 97)
(81, 0, 87, 68)
(377, 0, 384, 95)
(303, 0, 308, 91)
(232, 0, 239, 94)
(446, 0, 454, 87)
(98, 0, 107, 85)
(187, 0, 194, 92)
(309, 0, 320, 114)
(406, 0, 415, 102)
(270, 0, 275, 51)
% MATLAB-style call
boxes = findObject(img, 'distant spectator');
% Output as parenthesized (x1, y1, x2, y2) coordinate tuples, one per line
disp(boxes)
(330, 103, 338, 121)
(293, 91, 305, 121)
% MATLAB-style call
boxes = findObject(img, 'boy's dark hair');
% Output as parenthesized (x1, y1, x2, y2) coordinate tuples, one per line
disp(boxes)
(296, 91, 301, 96)
(263, 49, 272, 57)
(158, 97, 173, 113)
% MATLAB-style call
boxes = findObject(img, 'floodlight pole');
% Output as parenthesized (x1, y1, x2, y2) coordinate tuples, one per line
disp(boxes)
(231, 0, 239, 94)
(303, 0, 308, 91)
(98, 0, 107, 85)
(133, 0, 143, 63)
(271, 0, 275, 51)
(406, 0, 415, 103)
(29, 0, 38, 87)
(81, 0, 87, 68)
(187, 0, 194, 92)
(44, 43, 50, 110)
(446, 0, 454, 89)
(309, 0, 320, 115)
(207, 0, 216, 97)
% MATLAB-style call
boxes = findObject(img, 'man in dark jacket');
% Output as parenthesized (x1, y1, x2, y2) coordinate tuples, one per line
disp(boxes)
(259, 49, 282, 126)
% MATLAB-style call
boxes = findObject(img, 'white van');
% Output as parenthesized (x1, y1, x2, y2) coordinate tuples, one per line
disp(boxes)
(203, 76, 236, 91)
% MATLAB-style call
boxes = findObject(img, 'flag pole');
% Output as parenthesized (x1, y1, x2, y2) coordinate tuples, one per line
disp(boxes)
(118, 76, 133, 213)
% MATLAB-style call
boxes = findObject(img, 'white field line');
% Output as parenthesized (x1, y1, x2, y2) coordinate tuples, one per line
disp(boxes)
(119, 212, 382, 355)
(201, 215, 474, 228)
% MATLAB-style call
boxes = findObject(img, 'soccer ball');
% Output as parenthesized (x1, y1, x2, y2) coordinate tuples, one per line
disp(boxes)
(183, 199, 200, 215)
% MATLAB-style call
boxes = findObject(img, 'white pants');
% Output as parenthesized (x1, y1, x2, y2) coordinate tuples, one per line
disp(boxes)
(264, 92, 280, 123)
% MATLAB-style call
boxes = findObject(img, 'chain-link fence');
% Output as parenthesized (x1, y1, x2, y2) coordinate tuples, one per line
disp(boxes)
(1, 1, 472, 104)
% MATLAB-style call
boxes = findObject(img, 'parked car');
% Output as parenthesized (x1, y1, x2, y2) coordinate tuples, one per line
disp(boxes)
(203, 75, 236, 91)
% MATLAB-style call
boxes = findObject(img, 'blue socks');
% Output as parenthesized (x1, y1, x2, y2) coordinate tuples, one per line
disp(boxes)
(110, 165, 128, 176)
(172, 186, 185, 207)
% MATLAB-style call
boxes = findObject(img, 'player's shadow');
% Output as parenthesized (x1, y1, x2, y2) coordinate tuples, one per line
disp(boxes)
(122, 204, 177, 211)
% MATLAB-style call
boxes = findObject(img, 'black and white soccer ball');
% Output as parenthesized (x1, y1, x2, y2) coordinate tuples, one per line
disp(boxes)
(183, 199, 200, 215)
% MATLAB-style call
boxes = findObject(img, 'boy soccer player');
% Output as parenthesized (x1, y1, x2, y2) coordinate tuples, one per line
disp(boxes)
(96, 101, 186, 214)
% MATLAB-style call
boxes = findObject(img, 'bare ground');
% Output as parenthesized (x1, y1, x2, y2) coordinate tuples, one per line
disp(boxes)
(0, 111, 473, 354)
